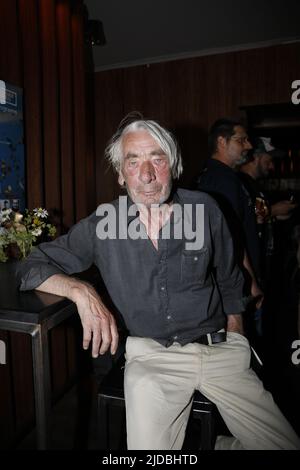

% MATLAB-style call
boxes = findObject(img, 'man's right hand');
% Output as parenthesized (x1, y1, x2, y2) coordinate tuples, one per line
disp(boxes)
(36, 274, 119, 357)
(70, 281, 119, 357)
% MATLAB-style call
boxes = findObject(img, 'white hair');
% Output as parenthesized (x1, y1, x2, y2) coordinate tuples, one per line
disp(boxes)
(105, 117, 183, 179)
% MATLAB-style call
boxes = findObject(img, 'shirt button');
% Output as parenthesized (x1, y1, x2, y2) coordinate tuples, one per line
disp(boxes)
(161, 286, 165, 291)
(167, 315, 171, 320)
(194, 256, 198, 261)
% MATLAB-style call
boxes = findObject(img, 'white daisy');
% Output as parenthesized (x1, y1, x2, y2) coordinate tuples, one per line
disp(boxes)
(31, 227, 42, 237)
(33, 208, 48, 219)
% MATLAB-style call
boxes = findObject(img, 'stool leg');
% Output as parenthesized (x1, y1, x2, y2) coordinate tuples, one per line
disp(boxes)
(193, 410, 215, 450)
(98, 396, 109, 449)
(200, 412, 215, 450)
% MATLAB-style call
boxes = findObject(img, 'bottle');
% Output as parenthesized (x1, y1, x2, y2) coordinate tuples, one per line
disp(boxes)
(293, 149, 300, 177)
(290, 148, 300, 177)
(280, 152, 287, 177)
(288, 149, 293, 175)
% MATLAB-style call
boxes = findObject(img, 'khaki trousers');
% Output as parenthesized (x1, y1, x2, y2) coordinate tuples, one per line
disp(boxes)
(124, 333, 300, 450)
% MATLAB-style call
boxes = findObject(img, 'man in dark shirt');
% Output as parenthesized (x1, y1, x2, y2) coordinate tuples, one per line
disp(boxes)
(17, 115, 300, 450)
(198, 118, 262, 291)
(197, 118, 267, 350)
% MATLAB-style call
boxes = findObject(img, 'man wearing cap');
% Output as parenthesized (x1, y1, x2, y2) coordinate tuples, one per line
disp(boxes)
(238, 137, 297, 340)
(239, 136, 297, 282)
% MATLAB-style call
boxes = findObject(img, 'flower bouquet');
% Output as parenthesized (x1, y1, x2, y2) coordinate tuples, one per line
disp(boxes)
(0, 208, 56, 262)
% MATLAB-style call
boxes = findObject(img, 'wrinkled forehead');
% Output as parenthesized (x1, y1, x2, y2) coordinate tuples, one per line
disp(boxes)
(121, 129, 169, 159)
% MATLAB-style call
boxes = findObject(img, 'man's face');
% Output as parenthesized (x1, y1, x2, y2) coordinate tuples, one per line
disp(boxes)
(119, 130, 172, 207)
(224, 125, 252, 168)
(257, 153, 274, 178)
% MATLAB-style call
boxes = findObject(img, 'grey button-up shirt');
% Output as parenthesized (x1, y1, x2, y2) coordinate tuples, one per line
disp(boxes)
(17, 189, 244, 346)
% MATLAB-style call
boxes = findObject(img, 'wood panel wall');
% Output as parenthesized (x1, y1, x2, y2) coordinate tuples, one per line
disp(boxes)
(0, 0, 94, 448)
(94, 43, 300, 202)
(0, 0, 95, 226)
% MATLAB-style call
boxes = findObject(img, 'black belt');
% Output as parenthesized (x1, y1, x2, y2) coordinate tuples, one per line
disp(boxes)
(193, 331, 227, 345)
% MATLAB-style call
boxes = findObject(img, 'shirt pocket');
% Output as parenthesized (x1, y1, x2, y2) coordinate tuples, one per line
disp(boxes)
(181, 247, 209, 285)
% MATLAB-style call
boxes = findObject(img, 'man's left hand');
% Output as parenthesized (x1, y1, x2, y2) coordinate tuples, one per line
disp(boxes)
(227, 314, 244, 335)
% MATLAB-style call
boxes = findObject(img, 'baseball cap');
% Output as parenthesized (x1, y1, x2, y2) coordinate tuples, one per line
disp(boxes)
(252, 136, 285, 158)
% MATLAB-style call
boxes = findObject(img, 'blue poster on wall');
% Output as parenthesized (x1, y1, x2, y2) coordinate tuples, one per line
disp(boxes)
(0, 80, 25, 212)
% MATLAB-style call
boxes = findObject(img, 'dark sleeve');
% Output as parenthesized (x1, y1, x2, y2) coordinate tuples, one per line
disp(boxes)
(17, 215, 95, 291)
(199, 172, 243, 220)
(199, 172, 246, 267)
(211, 204, 245, 315)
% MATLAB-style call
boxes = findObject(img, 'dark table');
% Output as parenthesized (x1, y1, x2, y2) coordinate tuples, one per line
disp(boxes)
(0, 261, 77, 449)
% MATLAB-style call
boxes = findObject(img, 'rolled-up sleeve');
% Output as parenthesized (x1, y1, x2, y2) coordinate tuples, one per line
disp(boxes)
(17, 215, 95, 291)
(212, 206, 245, 315)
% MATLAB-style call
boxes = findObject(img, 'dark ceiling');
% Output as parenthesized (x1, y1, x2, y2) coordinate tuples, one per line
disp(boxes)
(85, 0, 300, 71)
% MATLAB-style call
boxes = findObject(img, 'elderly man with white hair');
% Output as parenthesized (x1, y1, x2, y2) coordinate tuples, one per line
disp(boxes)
(17, 114, 300, 450)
